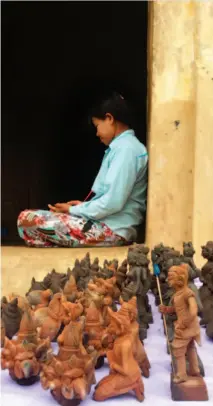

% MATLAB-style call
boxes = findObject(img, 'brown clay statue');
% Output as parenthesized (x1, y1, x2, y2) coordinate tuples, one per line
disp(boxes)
(1, 308, 51, 385)
(159, 264, 208, 401)
(1, 316, 6, 347)
(199, 241, 213, 339)
(1, 297, 23, 339)
(63, 274, 83, 303)
(34, 293, 67, 341)
(26, 277, 47, 294)
(93, 307, 144, 402)
(90, 257, 100, 278)
(40, 316, 97, 405)
(26, 289, 52, 310)
(119, 297, 151, 378)
(84, 301, 106, 369)
(43, 269, 68, 293)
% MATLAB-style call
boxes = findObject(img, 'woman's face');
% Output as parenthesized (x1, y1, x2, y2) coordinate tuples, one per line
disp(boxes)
(92, 115, 115, 146)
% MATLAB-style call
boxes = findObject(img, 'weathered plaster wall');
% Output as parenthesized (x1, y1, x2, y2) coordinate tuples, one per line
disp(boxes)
(147, 0, 213, 265)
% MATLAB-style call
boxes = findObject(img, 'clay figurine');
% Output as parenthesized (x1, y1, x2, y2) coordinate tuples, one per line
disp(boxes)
(5, 293, 31, 311)
(181, 242, 201, 279)
(1, 316, 5, 347)
(43, 269, 68, 293)
(159, 264, 208, 401)
(26, 289, 52, 310)
(93, 307, 144, 402)
(84, 301, 106, 369)
(1, 297, 23, 339)
(63, 274, 83, 303)
(34, 293, 67, 341)
(116, 259, 128, 289)
(40, 316, 97, 405)
(1, 308, 51, 385)
(199, 241, 213, 338)
(26, 277, 47, 294)
(121, 245, 153, 341)
(90, 257, 100, 278)
(119, 297, 151, 377)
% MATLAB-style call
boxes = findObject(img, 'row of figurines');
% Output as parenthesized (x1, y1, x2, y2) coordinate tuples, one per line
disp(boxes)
(1, 263, 209, 403)
(1, 240, 213, 346)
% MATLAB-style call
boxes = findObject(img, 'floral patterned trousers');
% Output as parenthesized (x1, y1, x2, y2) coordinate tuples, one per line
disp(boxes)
(17, 210, 129, 248)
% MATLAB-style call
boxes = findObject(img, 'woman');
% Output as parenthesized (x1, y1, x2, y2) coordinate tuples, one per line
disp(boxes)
(18, 92, 148, 247)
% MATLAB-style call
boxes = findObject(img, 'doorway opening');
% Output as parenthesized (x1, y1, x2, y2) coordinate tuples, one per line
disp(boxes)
(1, 1, 148, 244)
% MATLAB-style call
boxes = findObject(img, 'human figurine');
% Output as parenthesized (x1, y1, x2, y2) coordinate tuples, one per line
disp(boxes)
(90, 257, 100, 278)
(121, 246, 152, 341)
(1, 308, 51, 385)
(1, 297, 23, 339)
(119, 297, 151, 377)
(199, 241, 213, 338)
(159, 264, 202, 383)
(93, 307, 144, 402)
(181, 242, 201, 279)
(116, 259, 128, 289)
(40, 316, 97, 405)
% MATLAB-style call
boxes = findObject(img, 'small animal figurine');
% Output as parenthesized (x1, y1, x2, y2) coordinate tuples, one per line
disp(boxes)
(26, 289, 52, 310)
(1, 308, 51, 385)
(63, 274, 83, 303)
(40, 316, 97, 405)
(93, 307, 144, 402)
(34, 293, 67, 341)
(26, 277, 47, 294)
(84, 301, 106, 369)
(1, 297, 23, 339)
(159, 264, 208, 401)
(43, 269, 68, 293)
(5, 293, 30, 311)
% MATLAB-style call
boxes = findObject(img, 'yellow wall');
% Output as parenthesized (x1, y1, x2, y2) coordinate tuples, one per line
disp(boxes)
(146, 0, 213, 266)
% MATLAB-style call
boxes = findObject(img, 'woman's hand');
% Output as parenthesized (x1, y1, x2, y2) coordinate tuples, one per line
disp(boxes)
(48, 203, 70, 213)
(67, 200, 82, 206)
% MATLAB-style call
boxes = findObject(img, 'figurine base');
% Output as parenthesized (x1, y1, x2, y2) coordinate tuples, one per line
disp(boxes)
(170, 375, 208, 401)
(9, 372, 39, 386)
(95, 355, 105, 370)
(51, 390, 81, 406)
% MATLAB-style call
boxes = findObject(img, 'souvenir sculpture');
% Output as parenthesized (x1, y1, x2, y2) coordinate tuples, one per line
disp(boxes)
(159, 264, 208, 401)
(40, 315, 97, 405)
(93, 307, 144, 402)
(90, 258, 100, 278)
(43, 269, 68, 293)
(84, 301, 106, 369)
(26, 289, 52, 310)
(1, 308, 51, 385)
(34, 293, 67, 341)
(119, 297, 151, 377)
(87, 277, 117, 325)
(116, 259, 128, 290)
(1, 297, 23, 339)
(199, 241, 213, 338)
(5, 293, 30, 311)
(26, 277, 47, 294)
(63, 274, 83, 303)
(1, 317, 5, 347)
(181, 242, 201, 279)
(121, 245, 152, 341)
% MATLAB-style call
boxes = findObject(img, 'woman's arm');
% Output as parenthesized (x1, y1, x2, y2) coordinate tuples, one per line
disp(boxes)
(69, 147, 147, 220)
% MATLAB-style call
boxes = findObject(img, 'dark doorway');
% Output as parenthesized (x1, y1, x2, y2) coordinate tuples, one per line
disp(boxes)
(1, 1, 148, 245)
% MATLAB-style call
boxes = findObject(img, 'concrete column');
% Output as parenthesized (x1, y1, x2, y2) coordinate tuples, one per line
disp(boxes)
(146, 1, 196, 251)
(192, 1, 213, 266)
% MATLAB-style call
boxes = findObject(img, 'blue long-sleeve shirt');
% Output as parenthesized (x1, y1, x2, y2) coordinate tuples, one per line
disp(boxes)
(69, 129, 148, 241)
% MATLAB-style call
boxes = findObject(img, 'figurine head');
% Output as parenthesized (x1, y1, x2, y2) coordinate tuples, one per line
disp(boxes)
(183, 241, 195, 257)
(107, 307, 131, 336)
(167, 264, 189, 289)
(90, 92, 133, 146)
(201, 241, 213, 260)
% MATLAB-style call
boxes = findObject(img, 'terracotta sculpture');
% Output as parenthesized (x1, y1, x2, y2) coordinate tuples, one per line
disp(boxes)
(199, 241, 213, 339)
(90, 257, 100, 278)
(87, 277, 117, 325)
(40, 316, 97, 405)
(26, 277, 47, 294)
(43, 269, 68, 293)
(159, 264, 208, 401)
(1, 317, 5, 347)
(5, 293, 30, 311)
(119, 297, 151, 378)
(63, 274, 83, 303)
(26, 289, 52, 310)
(93, 307, 144, 402)
(116, 259, 128, 289)
(72, 259, 91, 291)
(84, 301, 106, 369)
(1, 297, 23, 339)
(34, 293, 67, 341)
(121, 245, 152, 341)
(1, 308, 51, 385)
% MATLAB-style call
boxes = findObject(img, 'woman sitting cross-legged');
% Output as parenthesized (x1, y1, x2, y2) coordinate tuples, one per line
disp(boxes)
(18, 92, 148, 248)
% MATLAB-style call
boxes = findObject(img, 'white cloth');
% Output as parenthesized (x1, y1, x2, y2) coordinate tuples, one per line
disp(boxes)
(1, 293, 213, 405)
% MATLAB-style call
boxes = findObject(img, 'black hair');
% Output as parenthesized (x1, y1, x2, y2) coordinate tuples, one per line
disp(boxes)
(89, 91, 134, 128)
